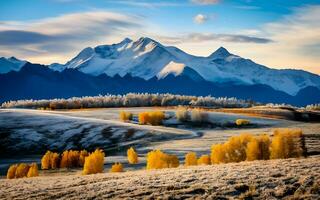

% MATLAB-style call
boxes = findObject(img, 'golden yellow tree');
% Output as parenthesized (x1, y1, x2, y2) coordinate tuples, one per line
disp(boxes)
(146, 150, 179, 169)
(185, 152, 197, 166)
(41, 151, 52, 170)
(127, 147, 138, 164)
(27, 163, 39, 178)
(60, 150, 69, 168)
(15, 163, 30, 178)
(50, 152, 60, 169)
(83, 149, 105, 175)
(110, 163, 124, 172)
(7, 164, 18, 179)
(197, 155, 211, 165)
(270, 129, 303, 159)
(120, 111, 133, 122)
(79, 150, 89, 167)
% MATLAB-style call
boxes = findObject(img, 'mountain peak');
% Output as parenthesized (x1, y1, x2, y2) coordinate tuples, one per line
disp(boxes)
(120, 37, 132, 44)
(209, 46, 231, 58)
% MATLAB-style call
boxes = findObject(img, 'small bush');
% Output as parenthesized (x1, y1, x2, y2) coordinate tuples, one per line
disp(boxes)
(15, 163, 30, 178)
(138, 111, 165, 125)
(120, 111, 133, 122)
(197, 155, 211, 165)
(185, 152, 197, 166)
(176, 106, 188, 122)
(6, 164, 18, 179)
(146, 150, 179, 169)
(127, 147, 138, 164)
(110, 163, 124, 172)
(236, 119, 250, 126)
(190, 109, 208, 123)
(270, 128, 303, 159)
(27, 163, 39, 178)
(83, 149, 105, 175)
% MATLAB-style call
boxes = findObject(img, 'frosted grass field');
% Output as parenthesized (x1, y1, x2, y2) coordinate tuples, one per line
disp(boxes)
(0, 107, 320, 199)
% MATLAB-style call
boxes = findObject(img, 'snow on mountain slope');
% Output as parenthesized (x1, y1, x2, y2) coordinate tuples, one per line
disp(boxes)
(0, 57, 26, 74)
(49, 37, 320, 95)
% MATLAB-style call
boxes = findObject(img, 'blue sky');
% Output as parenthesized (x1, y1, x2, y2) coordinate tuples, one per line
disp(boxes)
(0, 0, 319, 73)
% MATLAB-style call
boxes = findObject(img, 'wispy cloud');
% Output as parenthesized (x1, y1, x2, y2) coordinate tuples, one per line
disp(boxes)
(191, 0, 220, 5)
(158, 33, 272, 44)
(0, 11, 143, 63)
(106, 0, 183, 8)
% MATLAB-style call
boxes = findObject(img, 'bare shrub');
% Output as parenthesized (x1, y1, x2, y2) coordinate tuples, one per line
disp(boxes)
(176, 106, 188, 122)
(110, 163, 124, 173)
(270, 128, 303, 159)
(120, 111, 133, 122)
(83, 149, 105, 175)
(146, 150, 179, 169)
(185, 152, 197, 166)
(197, 155, 211, 165)
(127, 147, 138, 164)
(190, 108, 208, 123)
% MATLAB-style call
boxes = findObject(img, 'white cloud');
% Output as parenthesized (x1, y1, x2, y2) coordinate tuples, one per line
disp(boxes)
(191, 0, 220, 5)
(0, 11, 144, 64)
(194, 14, 208, 24)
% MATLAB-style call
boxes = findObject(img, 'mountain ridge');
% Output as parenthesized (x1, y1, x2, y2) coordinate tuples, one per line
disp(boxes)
(1, 62, 320, 106)
(46, 37, 320, 95)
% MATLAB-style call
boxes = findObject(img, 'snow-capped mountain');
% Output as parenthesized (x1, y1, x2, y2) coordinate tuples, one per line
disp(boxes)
(0, 57, 26, 74)
(48, 37, 320, 95)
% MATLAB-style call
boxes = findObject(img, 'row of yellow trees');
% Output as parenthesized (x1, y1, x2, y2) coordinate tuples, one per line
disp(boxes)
(7, 163, 38, 179)
(120, 109, 251, 127)
(6, 128, 304, 178)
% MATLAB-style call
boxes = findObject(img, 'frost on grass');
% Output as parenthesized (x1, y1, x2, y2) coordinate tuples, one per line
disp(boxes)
(1, 93, 251, 109)
(176, 106, 189, 122)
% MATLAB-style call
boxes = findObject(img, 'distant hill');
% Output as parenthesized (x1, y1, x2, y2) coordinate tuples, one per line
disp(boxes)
(1, 62, 319, 106)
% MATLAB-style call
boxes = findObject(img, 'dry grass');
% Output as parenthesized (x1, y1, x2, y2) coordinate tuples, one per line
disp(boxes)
(1, 156, 319, 199)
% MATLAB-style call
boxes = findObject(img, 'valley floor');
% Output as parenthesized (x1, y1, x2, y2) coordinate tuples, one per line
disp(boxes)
(0, 107, 320, 199)
(1, 156, 319, 199)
